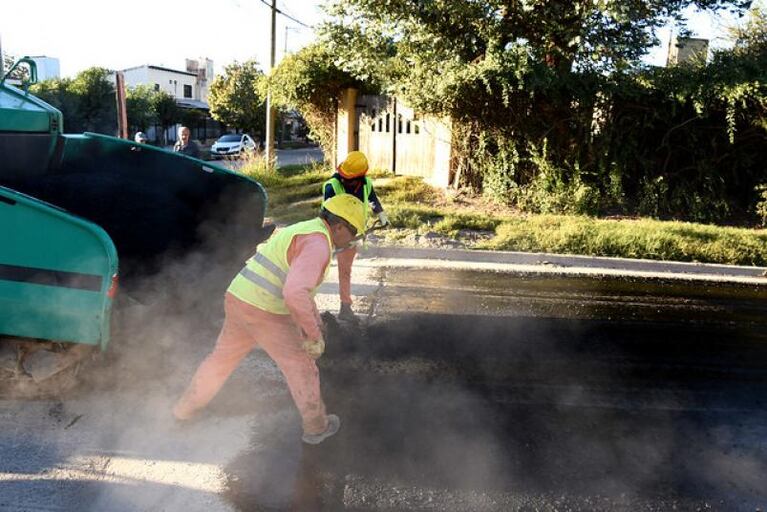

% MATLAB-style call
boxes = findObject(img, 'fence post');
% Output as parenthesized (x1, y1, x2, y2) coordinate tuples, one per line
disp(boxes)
(392, 97, 397, 174)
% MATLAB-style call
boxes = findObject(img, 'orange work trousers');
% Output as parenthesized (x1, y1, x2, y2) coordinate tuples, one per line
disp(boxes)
(336, 245, 356, 305)
(173, 293, 328, 434)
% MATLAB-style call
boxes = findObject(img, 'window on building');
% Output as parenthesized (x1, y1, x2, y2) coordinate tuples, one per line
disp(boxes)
(154, 83, 160, 91)
(183, 85, 193, 98)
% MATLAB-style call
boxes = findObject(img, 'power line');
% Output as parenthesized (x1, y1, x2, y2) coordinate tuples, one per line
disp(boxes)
(278, 0, 309, 27)
(256, 0, 312, 28)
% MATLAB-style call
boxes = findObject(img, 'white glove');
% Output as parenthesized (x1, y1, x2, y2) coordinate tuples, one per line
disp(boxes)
(378, 211, 389, 227)
(302, 336, 325, 360)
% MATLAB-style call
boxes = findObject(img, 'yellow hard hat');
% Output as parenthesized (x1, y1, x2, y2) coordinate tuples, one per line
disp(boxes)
(338, 151, 369, 179)
(322, 194, 366, 235)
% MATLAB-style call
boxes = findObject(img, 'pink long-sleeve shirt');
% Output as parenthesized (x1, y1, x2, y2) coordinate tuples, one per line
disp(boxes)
(281, 232, 332, 341)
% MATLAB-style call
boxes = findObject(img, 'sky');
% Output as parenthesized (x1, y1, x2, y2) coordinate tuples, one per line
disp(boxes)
(0, 0, 323, 77)
(0, 0, 762, 79)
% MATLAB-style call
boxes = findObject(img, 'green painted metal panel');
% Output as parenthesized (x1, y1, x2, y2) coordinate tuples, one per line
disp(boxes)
(0, 82, 61, 133)
(0, 282, 106, 344)
(0, 186, 118, 348)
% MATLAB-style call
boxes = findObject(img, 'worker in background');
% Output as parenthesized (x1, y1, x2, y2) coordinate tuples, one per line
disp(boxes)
(134, 131, 148, 144)
(172, 195, 366, 445)
(173, 126, 200, 158)
(323, 151, 388, 323)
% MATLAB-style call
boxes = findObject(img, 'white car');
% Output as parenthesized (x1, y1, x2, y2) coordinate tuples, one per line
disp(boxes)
(210, 133, 258, 159)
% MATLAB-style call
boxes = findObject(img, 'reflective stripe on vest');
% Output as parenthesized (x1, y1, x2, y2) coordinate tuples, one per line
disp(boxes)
(238, 265, 283, 299)
(252, 252, 287, 283)
(227, 218, 332, 314)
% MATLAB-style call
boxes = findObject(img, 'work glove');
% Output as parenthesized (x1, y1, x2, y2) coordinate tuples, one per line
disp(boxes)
(302, 336, 325, 360)
(338, 303, 359, 325)
(377, 211, 389, 227)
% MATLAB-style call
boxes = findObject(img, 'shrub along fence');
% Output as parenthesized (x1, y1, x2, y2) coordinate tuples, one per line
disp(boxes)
(452, 47, 767, 225)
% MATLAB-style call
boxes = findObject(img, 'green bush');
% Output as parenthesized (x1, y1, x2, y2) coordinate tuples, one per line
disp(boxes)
(756, 185, 767, 226)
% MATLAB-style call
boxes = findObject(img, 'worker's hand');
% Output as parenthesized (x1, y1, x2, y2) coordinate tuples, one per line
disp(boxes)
(302, 336, 325, 360)
(378, 211, 389, 227)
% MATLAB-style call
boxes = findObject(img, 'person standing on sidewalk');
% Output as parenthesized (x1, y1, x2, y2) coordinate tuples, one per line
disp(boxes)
(173, 126, 200, 158)
(172, 195, 366, 444)
(323, 151, 388, 323)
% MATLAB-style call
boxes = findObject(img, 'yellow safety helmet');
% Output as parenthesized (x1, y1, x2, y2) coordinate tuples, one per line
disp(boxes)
(322, 194, 366, 235)
(337, 151, 369, 179)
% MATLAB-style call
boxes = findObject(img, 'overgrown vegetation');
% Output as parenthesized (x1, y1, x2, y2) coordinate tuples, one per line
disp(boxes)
(239, 162, 767, 266)
(307, 0, 766, 225)
(267, 43, 373, 161)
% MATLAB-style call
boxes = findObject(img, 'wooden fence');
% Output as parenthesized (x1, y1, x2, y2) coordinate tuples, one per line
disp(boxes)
(337, 91, 453, 188)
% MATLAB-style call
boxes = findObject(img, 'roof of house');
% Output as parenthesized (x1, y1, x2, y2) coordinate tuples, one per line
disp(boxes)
(176, 99, 209, 110)
(122, 64, 197, 77)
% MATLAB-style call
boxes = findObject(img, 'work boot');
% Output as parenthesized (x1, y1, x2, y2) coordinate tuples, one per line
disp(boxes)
(302, 414, 341, 445)
(338, 303, 359, 324)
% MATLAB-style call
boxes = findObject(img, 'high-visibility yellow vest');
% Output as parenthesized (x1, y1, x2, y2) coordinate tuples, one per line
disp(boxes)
(227, 218, 332, 314)
(324, 176, 373, 225)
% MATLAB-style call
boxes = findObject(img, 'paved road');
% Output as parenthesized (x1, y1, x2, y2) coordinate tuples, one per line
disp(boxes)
(2, 253, 766, 511)
(217, 147, 324, 171)
(275, 147, 324, 167)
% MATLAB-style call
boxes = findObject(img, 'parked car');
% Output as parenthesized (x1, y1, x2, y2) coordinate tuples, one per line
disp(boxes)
(210, 133, 258, 159)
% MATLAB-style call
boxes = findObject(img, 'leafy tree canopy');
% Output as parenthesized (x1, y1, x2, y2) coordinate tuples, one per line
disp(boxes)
(319, 0, 752, 117)
(208, 59, 266, 137)
(30, 67, 116, 134)
(267, 43, 369, 155)
(2, 54, 30, 81)
(126, 84, 157, 132)
(68, 67, 116, 133)
(729, 2, 767, 55)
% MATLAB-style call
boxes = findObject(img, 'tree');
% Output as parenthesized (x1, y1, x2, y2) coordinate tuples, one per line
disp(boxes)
(317, 0, 763, 223)
(208, 60, 266, 137)
(126, 85, 158, 134)
(69, 67, 116, 134)
(729, 3, 767, 54)
(320, 0, 752, 116)
(152, 91, 179, 145)
(30, 78, 82, 131)
(2, 54, 30, 81)
(268, 43, 369, 157)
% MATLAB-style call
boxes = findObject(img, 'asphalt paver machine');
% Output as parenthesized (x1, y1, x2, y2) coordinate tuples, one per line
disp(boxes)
(0, 58, 271, 395)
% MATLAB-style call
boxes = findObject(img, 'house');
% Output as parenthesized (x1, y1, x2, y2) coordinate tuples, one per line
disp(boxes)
(29, 56, 60, 80)
(122, 58, 212, 102)
(1, 55, 59, 84)
(667, 36, 709, 66)
(121, 58, 222, 144)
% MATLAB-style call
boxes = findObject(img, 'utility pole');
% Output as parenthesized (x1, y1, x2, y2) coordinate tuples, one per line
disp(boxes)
(265, 0, 277, 168)
(284, 26, 299, 56)
(115, 71, 129, 139)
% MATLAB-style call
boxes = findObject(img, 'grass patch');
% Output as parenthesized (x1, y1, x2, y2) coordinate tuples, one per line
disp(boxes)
(238, 160, 767, 266)
(481, 215, 767, 266)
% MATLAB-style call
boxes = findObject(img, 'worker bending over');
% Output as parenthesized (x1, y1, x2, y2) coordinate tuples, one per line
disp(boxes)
(323, 151, 388, 322)
(172, 195, 366, 444)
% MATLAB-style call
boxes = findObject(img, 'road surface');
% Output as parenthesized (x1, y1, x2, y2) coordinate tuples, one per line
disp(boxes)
(217, 147, 324, 171)
(2, 249, 766, 511)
